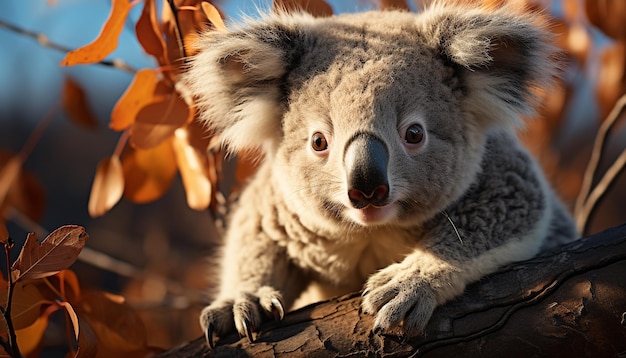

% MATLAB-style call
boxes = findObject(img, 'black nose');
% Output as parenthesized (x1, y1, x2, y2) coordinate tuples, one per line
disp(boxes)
(344, 132, 389, 209)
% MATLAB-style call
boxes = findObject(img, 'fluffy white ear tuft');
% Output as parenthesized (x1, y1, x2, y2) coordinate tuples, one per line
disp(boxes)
(182, 14, 307, 154)
(420, 4, 559, 130)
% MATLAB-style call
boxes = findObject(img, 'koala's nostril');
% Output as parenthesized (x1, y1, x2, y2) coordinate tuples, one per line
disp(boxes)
(348, 184, 389, 209)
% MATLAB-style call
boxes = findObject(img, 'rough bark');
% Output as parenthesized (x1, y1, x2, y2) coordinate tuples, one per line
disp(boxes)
(159, 223, 626, 357)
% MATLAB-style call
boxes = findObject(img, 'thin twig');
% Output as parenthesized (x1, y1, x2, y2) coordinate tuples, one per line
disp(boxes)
(19, 106, 58, 161)
(3, 239, 21, 358)
(574, 93, 626, 233)
(0, 19, 136, 73)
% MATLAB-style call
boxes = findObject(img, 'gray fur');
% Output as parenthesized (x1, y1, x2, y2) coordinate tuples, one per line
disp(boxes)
(183, 3, 577, 344)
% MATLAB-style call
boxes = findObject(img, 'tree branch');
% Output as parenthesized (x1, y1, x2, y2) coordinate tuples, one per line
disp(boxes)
(157, 223, 626, 357)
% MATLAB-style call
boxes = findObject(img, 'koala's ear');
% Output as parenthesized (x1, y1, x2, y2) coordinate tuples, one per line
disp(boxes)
(182, 16, 305, 153)
(421, 5, 558, 129)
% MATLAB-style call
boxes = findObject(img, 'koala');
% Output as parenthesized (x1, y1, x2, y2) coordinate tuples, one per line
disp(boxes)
(183, 2, 578, 348)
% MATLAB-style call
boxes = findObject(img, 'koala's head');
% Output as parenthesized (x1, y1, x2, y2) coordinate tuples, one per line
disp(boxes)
(184, 4, 557, 229)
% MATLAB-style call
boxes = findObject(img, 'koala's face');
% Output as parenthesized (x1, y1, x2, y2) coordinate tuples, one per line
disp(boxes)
(184, 7, 556, 229)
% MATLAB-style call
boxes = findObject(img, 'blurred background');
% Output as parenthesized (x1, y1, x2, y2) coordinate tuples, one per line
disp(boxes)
(0, 0, 625, 354)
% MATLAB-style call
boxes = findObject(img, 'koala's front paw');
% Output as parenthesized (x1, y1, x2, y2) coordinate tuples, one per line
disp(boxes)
(362, 263, 437, 336)
(200, 286, 284, 348)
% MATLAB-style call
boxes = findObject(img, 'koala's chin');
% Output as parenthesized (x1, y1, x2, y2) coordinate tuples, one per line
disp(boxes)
(346, 203, 399, 226)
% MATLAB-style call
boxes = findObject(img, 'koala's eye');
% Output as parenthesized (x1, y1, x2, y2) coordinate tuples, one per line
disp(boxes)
(311, 132, 328, 152)
(404, 124, 425, 144)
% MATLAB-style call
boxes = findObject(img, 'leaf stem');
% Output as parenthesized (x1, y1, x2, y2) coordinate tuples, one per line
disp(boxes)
(3, 238, 21, 358)
(19, 106, 58, 162)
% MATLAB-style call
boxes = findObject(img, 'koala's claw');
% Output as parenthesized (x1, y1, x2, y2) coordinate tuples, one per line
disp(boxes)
(205, 323, 215, 349)
(270, 297, 285, 321)
(240, 319, 254, 343)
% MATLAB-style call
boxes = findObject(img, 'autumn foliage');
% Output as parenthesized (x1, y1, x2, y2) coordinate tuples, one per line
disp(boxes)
(1, 0, 625, 356)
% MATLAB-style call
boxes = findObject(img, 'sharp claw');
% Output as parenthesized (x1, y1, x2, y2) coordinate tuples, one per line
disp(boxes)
(362, 288, 370, 297)
(206, 323, 215, 349)
(271, 297, 284, 321)
(242, 319, 254, 343)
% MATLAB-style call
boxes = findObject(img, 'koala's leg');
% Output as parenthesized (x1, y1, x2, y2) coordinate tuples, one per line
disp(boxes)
(202, 228, 308, 347)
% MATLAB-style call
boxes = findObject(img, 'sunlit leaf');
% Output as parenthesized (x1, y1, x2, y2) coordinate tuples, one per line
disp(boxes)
(0, 282, 48, 330)
(60, 0, 134, 66)
(15, 306, 55, 355)
(173, 127, 212, 210)
(201, 2, 227, 32)
(273, 0, 333, 17)
(597, 42, 626, 118)
(11, 226, 88, 281)
(58, 269, 81, 301)
(62, 77, 99, 129)
(135, 0, 167, 62)
(121, 138, 177, 204)
(110, 69, 162, 131)
(130, 94, 190, 149)
(88, 156, 124, 217)
(58, 301, 80, 340)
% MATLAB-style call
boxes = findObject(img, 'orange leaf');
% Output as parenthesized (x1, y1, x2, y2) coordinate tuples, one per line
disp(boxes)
(135, 0, 167, 62)
(201, 2, 227, 32)
(130, 94, 190, 149)
(77, 291, 148, 352)
(11, 226, 88, 281)
(15, 306, 56, 355)
(58, 269, 81, 301)
(60, 0, 134, 66)
(273, 0, 333, 17)
(585, 0, 626, 40)
(58, 301, 80, 340)
(122, 138, 177, 204)
(0, 282, 47, 330)
(172, 127, 212, 210)
(76, 317, 98, 358)
(88, 156, 124, 217)
(62, 77, 99, 129)
(0, 154, 23, 208)
(110, 69, 160, 131)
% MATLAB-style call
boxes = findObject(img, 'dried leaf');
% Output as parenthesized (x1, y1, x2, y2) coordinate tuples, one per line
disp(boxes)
(60, 0, 134, 66)
(130, 94, 191, 149)
(173, 127, 212, 210)
(379, 0, 409, 11)
(122, 138, 177, 204)
(76, 317, 98, 358)
(0, 282, 47, 330)
(11, 226, 88, 281)
(62, 77, 99, 129)
(89, 156, 124, 217)
(77, 291, 148, 352)
(110, 69, 163, 131)
(15, 306, 55, 355)
(273, 0, 333, 17)
(58, 269, 81, 301)
(585, 0, 626, 40)
(201, 2, 227, 32)
(135, 0, 167, 62)
(0, 154, 23, 209)
(58, 301, 80, 340)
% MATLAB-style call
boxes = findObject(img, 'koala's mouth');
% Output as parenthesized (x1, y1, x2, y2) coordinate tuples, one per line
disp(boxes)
(348, 203, 397, 226)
